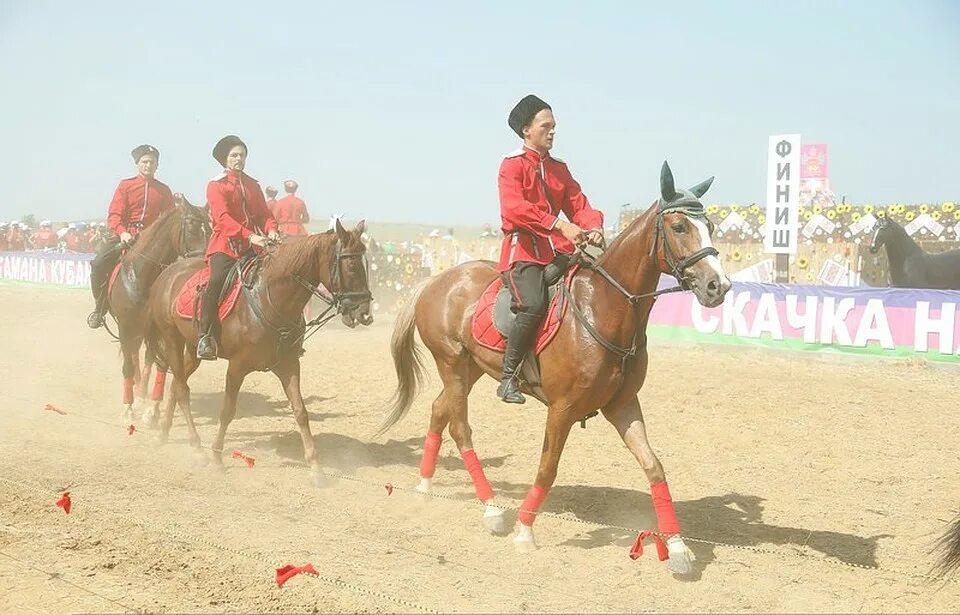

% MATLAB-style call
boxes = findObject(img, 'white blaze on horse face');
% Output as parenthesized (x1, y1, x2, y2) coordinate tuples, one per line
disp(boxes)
(871, 226, 882, 249)
(690, 217, 729, 285)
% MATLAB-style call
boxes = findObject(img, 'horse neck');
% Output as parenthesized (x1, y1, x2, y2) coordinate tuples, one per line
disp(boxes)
(583, 207, 661, 341)
(258, 234, 336, 321)
(124, 217, 180, 280)
(884, 225, 922, 273)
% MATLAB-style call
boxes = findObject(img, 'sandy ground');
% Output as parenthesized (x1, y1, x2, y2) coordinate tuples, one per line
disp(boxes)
(0, 281, 958, 614)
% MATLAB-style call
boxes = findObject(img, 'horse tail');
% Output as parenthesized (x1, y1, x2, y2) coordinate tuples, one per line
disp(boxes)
(933, 511, 960, 576)
(374, 280, 428, 437)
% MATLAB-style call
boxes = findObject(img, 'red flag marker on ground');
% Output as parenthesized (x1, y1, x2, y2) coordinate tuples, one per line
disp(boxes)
(55, 492, 72, 514)
(629, 531, 669, 561)
(275, 563, 318, 587)
(127, 424, 136, 436)
(231, 450, 255, 468)
(44, 404, 66, 415)
(384, 483, 394, 496)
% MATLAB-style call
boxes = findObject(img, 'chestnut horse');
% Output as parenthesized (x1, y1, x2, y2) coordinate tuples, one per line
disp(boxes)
(145, 220, 372, 483)
(376, 162, 730, 574)
(103, 200, 210, 425)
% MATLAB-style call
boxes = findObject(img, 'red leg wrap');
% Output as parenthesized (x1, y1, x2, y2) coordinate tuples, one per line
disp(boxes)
(151, 370, 166, 401)
(518, 485, 549, 526)
(419, 431, 442, 479)
(460, 449, 494, 502)
(651, 481, 681, 535)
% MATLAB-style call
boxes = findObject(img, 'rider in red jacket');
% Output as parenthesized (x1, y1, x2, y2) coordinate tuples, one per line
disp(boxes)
(496, 94, 604, 404)
(197, 135, 279, 360)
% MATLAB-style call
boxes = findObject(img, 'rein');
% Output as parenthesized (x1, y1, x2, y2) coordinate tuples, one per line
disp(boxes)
(562, 201, 718, 372)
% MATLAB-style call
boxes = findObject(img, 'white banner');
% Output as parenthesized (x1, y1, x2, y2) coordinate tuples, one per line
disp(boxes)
(764, 134, 801, 255)
(0, 251, 93, 287)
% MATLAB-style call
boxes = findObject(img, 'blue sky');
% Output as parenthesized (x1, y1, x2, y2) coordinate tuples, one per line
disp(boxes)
(1, 0, 957, 228)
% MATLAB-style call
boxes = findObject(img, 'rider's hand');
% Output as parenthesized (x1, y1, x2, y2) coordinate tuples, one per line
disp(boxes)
(585, 229, 604, 247)
(557, 220, 586, 245)
(267, 230, 280, 243)
(119, 231, 133, 245)
(249, 234, 267, 248)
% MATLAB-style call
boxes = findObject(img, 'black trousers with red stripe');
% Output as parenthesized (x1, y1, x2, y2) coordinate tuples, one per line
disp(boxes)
(503, 261, 548, 317)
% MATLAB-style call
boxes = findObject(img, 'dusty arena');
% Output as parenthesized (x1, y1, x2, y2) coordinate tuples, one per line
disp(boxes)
(1, 282, 958, 614)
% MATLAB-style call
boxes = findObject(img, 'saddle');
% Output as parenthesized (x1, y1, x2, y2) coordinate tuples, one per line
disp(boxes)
(471, 258, 580, 405)
(175, 252, 259, 322)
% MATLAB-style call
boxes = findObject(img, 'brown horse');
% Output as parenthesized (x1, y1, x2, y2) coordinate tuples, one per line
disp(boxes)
(376, 162, 731, 574)
(103, 200, 210, 425)
(145, 220, 372, 483)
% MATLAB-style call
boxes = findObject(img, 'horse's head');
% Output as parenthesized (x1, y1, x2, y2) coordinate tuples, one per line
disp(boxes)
(332, 218, 373, 328)
(176, 197, 212, 258)
(869, 217, 892, 254)
(655, 161, 731, 307)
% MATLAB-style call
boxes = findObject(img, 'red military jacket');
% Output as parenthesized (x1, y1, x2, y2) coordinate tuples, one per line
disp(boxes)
(497, 145, 603, 271)
(32, 229, 58, 249)
(6, 228, 25, 251)
(274, 195, 310, 236)
(107, 175, 175, 237)
(205, 170, 278, 260)
(267, 198, 278, 218)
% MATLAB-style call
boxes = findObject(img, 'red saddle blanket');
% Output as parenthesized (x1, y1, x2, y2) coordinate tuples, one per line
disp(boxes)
(175, 267, 244, 321)
(471, 267, 577, 354)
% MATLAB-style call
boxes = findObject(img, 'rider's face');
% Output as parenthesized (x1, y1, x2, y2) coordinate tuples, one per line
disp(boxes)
(137, 155, 158, 178)
(523, 109, 556, 154)
(225, 146, 247, 172)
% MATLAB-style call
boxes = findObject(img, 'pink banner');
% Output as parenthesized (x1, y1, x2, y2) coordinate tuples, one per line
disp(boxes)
(800, 143, 828, 179)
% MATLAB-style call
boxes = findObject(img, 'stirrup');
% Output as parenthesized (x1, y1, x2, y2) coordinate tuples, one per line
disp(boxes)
(497, 377, 526, 404)
(86, 310, 104, 329)
(196, 334, 218, 361)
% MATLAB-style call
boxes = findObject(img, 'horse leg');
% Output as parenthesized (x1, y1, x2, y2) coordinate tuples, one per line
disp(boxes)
(602, 395, 695, 575)
(158, 336, 184, 444)
(119, 331, 138, 426)
(140, 342, 164, 427)
(435, 359, 506, 533)
(177, 348, 203, 454)
(209, 361, 247, 472)
(271, 356, 325, 486)
(513, 406, 576, 553)
(135, 346, 150, 400)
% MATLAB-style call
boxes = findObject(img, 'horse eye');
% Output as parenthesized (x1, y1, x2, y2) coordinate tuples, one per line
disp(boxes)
(671, 223, 686, 233)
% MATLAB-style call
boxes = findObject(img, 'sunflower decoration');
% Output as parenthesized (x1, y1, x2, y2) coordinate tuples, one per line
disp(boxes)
(758, 214, 766, 225)
(803, 210, 813, 221)
(919, 204, 930, 214)
(943, 202, 955, 213)
(876, 210, 886, 219)
(813, 205, 823, 214)
(706, 204, 720, 215)
(806, 272, 815, 282)
(745, 252, 754, 261)
(729, 203, 740, 212)
(797, 256, 809, 269)
(731, 249, 742, 262)
(905, 211, 916, 222)
(826, 210, 837, 220)
(932, 211, 943, 221)
(404, 262, 415, 275)
(863, 204, 874, 214)
(851, 212, 862, 223)
(719, 209, 729, 219)
(749, 204, 761, 215)
(953, 211, 960, 221)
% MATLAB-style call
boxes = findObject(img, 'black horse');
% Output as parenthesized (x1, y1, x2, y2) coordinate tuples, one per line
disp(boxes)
(869, 218, 960, 289)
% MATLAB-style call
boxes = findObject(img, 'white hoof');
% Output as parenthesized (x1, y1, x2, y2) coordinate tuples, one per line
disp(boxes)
(513, 524, 537, 553)
(666, 536, 696, 575)
(482, 503, 507, 535)
(141, 404, 157, 425)
(414, 478, 432, 498)
(121, 405, 134, 426)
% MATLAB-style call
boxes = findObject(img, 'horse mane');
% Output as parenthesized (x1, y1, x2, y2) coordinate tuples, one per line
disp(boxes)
(128, 206, 182, 257)
(884, 219, 921, 254)
(263, 231, 336, 283)
(597, 203, 656, 266)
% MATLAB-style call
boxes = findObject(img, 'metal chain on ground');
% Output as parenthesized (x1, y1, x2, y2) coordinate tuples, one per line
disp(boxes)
(5, 390, 958, 588)
(0, 475, 442, 615)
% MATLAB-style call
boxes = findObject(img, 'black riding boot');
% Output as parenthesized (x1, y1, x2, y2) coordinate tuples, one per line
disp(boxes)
(497, 312, 543, 404)
(86, 287, 108, 328)
(196, 293, 220, 361)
